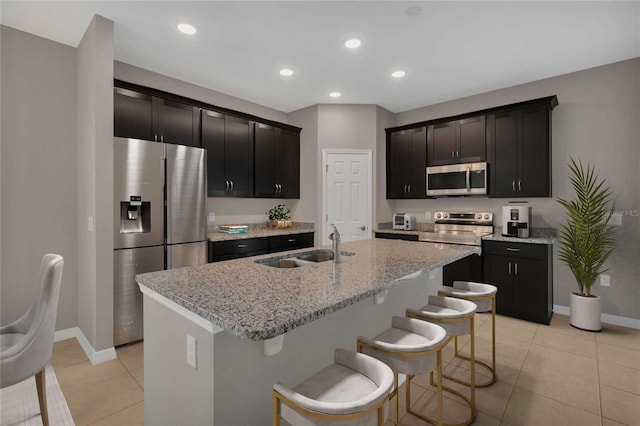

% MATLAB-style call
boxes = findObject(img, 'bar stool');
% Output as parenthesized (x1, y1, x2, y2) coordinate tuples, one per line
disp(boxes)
(406, 295, 477, 426)
(438, 281, 497, 387)
(357, 315, 448, 426)
(272, 348, 394, 425)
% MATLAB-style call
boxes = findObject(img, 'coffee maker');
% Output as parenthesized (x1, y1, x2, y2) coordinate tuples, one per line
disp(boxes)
(502, 202, 531, 238)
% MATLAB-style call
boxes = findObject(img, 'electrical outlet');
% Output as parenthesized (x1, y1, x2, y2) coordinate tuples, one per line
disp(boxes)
(600, 274, 610, 287)
(208, 212, 216, 223)
(425, 211, 432, 220)
(609, 212, 622, 226)
(186, 335, 197, 368)
(88, 216, 94, 232)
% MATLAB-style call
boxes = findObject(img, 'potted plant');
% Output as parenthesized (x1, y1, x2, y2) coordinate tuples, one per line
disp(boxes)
(266, 204, 292, 229)
(557, 157, 616, 331)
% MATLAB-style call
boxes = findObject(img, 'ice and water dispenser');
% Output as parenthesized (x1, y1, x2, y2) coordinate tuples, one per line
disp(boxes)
(120, 195, 151, 234)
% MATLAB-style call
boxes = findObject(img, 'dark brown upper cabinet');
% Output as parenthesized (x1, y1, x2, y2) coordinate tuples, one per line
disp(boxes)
(487, 98, 556, 198)
(201, 110, 253, 197)
(427, 115, 486, 166)
(114, 87, 200, 146)
(254, 123, 300, 198)
(386, 127, 427, 199)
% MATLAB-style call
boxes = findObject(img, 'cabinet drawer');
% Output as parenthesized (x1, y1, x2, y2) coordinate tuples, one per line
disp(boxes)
(211, 238, 268, 256)
(269, 232, 314, 252)
(483, 240, 548, 260)
(375, 232, 419, 241)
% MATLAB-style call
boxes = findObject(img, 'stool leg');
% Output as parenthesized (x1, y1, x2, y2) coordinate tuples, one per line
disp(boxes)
(470, 316, 476, 420)
(394, 372, 399, 425)
(272, 391, 280, 426)
(491, 295, 496, 377)
(436, 350, 443, 426)
(35, 368, 49, 426)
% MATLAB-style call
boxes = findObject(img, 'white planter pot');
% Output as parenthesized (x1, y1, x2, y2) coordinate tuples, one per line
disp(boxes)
(569, 293, 602, 332)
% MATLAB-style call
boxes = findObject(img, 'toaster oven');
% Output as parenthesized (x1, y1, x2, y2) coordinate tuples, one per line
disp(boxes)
(393, 213, 417, 230)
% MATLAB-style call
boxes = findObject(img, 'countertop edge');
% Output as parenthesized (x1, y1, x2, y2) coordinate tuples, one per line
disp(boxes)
(374, 228, 556, 245)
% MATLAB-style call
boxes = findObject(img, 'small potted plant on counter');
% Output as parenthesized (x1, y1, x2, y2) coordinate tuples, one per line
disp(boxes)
(557, 157, 617, 331)
(266, 204, 292, 229)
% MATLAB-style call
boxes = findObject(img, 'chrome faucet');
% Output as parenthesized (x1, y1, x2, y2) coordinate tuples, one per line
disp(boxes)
(329, 224, 342, 263)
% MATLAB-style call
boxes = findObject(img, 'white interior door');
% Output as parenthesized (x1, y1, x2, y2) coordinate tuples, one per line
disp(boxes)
(323, 150, 372, 245)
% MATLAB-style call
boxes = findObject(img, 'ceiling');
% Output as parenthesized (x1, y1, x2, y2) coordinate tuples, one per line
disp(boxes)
(2, 1, 639, 113)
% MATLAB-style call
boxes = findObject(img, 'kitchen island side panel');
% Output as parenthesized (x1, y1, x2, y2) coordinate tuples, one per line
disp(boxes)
(143, 295, 215, 426)
(142, 268, 442, 425)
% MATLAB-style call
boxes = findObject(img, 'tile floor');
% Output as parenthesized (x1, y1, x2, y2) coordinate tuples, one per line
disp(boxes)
(51, 313, 639, 425)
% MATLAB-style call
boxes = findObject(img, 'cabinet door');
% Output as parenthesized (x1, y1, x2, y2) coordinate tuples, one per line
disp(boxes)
(226, 117, 253, 197)
(114, 88, 155, 141)
(488, 111, 518, 197)
(513, 258, 548, 323)
(519, 105, 550, 197)
(387, 130, 409, 198)
(275, 128, 300, 198)
(458, 116, 486, 163)
(483, 254, 514, 316)
(407, 127, 427, 198)
(254, 123, 277, 197)
(201, 110, 227, 196)
(428, 121, 457, 166)
(443, 254, 483, 287)
(158, 99, 199, 146)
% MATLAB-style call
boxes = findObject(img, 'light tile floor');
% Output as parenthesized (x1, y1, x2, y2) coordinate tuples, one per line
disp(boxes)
(51, 313, 640, 425)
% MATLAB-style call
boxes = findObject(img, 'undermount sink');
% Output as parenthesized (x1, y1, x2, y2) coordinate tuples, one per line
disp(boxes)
(256, 250, 355, 268)
(297, 250, 355, 263)
(257, 258, 313, 268)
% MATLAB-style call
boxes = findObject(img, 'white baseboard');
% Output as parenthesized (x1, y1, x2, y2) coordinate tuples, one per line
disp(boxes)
(54, 327, 117, 365)
(553, 305, 640, 329)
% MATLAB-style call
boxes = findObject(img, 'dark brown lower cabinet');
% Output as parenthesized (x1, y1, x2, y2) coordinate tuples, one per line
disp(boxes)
(482, 241, 553, 324)
(442, 254, 483, 287)
(374, 232, 419, 241)
(208, 232, 314, 263)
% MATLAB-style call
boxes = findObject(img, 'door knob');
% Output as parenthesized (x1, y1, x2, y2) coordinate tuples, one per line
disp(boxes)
(360, 225, 367, 231)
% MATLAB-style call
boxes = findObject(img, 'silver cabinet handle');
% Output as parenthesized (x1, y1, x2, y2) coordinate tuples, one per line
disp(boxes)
(512, 180, 515, 191)
(287, 239, 296, 242)
(515, 263, 518, 275)
(360, 225, 367, 231)
(506, 248, 521, 252)
(160, 134, 164, 143)
(275, 183, 278, 193)
(225, 180, 229, 191)
(154, 134, 158, 142)
(518, 180, 522, 191)
(456, 149, 460, 158)
(451, 150, 455, 158)
(403, 185, 407, 193)
(466, 167, 471, 192)
(279, 184, 282, 193)
(237, 244, 247, 248)
(408, 185, 411, 193)
(508, 262, 512, 274)
(230, 180, 234, 191)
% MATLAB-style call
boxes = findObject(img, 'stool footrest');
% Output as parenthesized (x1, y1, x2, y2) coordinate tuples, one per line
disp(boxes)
(406, 374, 476, 426)
(450, 353, 497, 388)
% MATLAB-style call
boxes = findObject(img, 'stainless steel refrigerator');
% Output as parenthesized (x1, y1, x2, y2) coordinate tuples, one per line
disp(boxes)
(113, 137, 207, 346)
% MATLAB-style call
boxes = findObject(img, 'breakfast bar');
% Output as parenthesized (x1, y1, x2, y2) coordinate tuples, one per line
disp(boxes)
(136, 238, 479, 425)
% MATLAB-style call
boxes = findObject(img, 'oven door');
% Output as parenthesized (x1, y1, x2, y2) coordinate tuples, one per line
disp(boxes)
(426, 162, 487, 196)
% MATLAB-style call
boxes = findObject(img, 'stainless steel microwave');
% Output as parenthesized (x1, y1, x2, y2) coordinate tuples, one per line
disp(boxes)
(426, 162, 488, 196)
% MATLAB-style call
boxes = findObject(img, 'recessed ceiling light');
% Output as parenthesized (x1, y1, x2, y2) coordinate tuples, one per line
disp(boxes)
(391, 70, 406, 78)
(177, 23, 197, 35)
(279, 68, 294, 77)
(344, 38, 362, 49)
(329, 91, 342, 98)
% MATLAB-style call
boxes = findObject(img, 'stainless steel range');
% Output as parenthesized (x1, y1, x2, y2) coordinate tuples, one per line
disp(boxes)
(418, 211, 494, 246)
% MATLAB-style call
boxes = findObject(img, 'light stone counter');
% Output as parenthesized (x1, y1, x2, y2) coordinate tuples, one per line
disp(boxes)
(375, 227, 557, 245)
(136, 238, 479, 341)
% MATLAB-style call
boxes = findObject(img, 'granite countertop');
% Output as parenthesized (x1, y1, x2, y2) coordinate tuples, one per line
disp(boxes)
(136, 239, 479, 341)
(375, 227, 556, 245)
(208, 226, 315, 242)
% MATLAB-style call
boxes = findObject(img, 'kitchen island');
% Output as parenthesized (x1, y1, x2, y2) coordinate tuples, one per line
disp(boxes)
(136, 238, 479, 425)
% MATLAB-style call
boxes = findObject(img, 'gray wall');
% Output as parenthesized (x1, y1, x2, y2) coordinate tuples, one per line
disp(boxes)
(388, 58, 640, 319)
(0, 26, 78, 330)
(76, 15, 114, 351)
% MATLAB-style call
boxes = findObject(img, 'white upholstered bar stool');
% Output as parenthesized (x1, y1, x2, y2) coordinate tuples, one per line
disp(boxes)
(272, 348, 394, 426)
(357, 316, 448, 426)
(406, 295, 477, 426)
(438, 281, 498, 387)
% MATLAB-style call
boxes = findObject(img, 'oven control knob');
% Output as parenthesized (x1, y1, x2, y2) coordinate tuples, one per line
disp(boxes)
(443, 213, 449, 219)
(435, 213, 441, 219)
(476, 213, 482, 220)
(484, 214, 490, 220)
